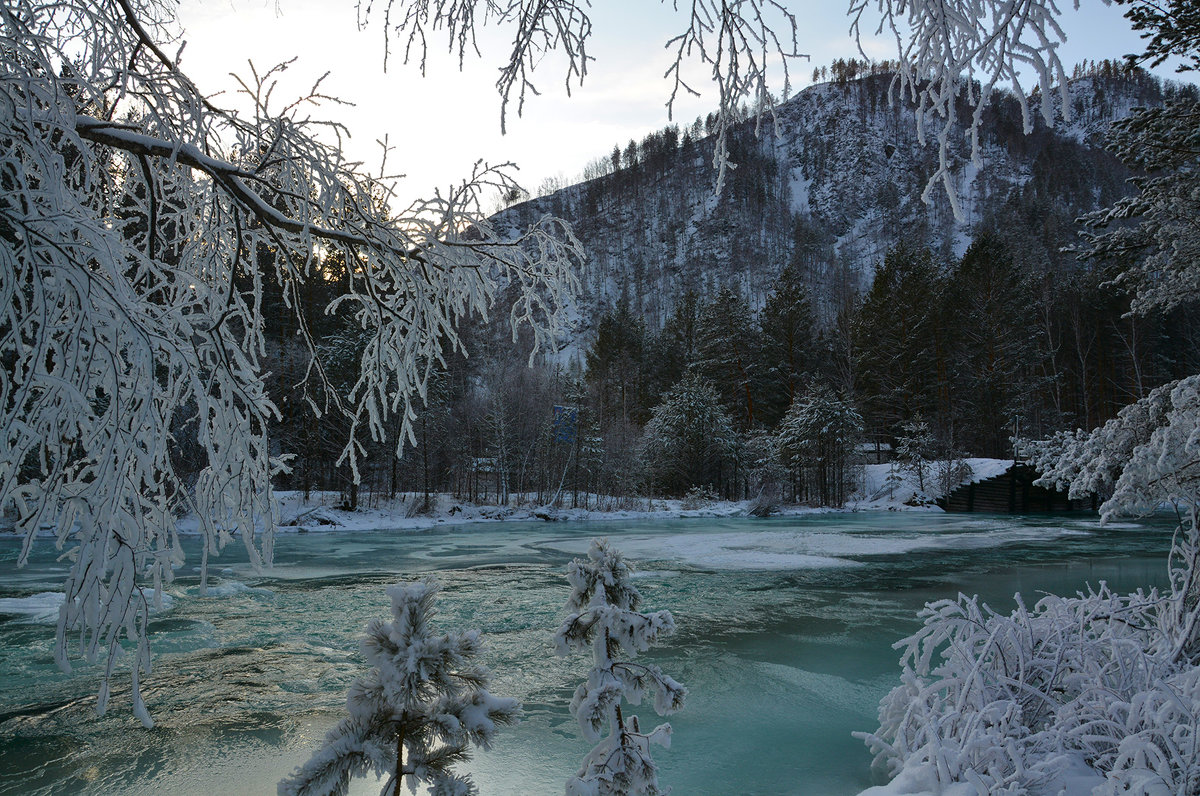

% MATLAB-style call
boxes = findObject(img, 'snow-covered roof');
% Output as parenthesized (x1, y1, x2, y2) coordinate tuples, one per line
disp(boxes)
(956, 458, 1017, 487)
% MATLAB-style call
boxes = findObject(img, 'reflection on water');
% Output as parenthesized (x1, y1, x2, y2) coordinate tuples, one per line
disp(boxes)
(0, 513, 1176, 795)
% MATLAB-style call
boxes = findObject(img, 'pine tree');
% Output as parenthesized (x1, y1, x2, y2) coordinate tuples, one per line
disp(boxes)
(278, 580, 520, 796)
(895, 415, 935, 494)
(759, 263, 817, 426)
(640, 374, 736, 496)
(777, 385, 863, 506)
(694, 285, 761, 429)
(555, 539, 687, 796)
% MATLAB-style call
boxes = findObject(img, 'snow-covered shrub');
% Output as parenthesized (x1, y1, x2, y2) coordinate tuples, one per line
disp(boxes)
(857, 586, 1200, 794)
(680, 485, 719, 510)
(933, 456, 972, 500)
(555, 539, 687, 796)
(278, 580, 520, 796)
(860, 375, 1200, 795)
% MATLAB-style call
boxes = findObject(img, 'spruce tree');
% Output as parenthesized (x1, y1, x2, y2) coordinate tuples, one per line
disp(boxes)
(585, 303, 649, 427)
(777, 385, 863, 506)
(759, 263, 817, 426)
(947, 232, 1040, 457)
(694, 285, 761, 429)
(852, 243, 944, 444)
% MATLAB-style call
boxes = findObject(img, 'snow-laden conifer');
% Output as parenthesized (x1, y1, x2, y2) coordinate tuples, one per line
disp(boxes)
(640, 375, 735, 496)
(776, 386, 863, 507)
(279, 580, 520, 796)
(555, 539, 686, 796)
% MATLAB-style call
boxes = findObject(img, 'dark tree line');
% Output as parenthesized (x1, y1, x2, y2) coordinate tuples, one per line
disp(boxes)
(234, 204, 1198, 512)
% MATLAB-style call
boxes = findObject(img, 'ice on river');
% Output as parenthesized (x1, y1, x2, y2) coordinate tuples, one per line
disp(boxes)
(0, 513, 1175, 796)
(0, 590, 176, 624)
(542, 521, 1091, 570)
(0, 591, 65, 624)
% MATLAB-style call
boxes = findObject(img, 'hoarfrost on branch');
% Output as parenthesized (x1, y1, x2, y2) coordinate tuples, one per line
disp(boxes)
(372, 0, 1093, 210)
(849, 0, 1098, 217)
(0, 0, 580, 724)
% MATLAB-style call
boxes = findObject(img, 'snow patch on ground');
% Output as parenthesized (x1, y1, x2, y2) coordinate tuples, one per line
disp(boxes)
(856, 750, 1105, 796)
(173, 489, 839, 537)
(858, 759, 980, 796)
(855, 458, 1015, 510)
(789, 166, 812, 214)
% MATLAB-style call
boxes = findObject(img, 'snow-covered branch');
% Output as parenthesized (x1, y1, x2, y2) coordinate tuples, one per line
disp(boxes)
(364, 0, 801, 192)
(0, 0, 581, 724)
(850, 0, 1095, 217)
(360, 0, 596, 133)
(662, 0, 803, 193)
(367, 0, 1102, 211)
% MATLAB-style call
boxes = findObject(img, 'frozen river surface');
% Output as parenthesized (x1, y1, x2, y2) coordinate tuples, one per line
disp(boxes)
(0, 512, 1176, 795)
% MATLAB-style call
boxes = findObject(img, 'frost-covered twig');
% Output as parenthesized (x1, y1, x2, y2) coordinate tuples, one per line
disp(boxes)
(363, 0, 802, 193)
(0, 0, 581, 724)
(849, 0, 1092, 218)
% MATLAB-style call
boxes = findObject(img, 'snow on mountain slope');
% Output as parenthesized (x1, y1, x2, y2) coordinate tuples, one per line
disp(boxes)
(493, 70, 1192, 363)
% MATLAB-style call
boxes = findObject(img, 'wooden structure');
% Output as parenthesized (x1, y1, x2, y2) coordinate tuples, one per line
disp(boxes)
(938, 463, 1095, 513)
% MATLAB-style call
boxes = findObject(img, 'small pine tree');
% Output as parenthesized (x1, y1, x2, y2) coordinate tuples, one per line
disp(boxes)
(555, 539, 687, 796)
(278, 580, 520, 796)
(896, 415, 935, 495)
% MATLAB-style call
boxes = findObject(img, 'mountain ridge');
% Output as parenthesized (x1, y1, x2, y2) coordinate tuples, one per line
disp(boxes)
(493, 68, 1193, 363)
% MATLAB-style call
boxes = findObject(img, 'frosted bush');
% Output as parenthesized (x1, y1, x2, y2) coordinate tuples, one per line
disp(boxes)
(680, 485, 719, 510)
(857, 585, 1199, 794)
(860, 376, 1200, 795)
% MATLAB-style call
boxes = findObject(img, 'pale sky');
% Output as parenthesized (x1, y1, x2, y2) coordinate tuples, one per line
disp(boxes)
(174, 1, 1189, 208)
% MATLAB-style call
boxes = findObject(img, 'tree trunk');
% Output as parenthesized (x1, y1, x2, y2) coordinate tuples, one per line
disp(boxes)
(393, 721, 406, 796)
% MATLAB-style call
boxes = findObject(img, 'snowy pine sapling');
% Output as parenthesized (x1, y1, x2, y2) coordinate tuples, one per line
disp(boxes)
(555, 539, 687, 796)
(895, 416, 934, 497)
(279, 580, 519, 796)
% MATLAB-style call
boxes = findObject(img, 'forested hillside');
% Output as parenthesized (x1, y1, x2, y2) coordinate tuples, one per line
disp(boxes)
(266, 63, 1200, 508)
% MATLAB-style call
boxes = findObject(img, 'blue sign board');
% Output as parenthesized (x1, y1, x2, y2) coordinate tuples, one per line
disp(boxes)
(553, 405, 578, 445)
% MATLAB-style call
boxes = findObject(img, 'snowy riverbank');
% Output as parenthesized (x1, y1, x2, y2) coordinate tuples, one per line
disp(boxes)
(166, 457, 1018, 536)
